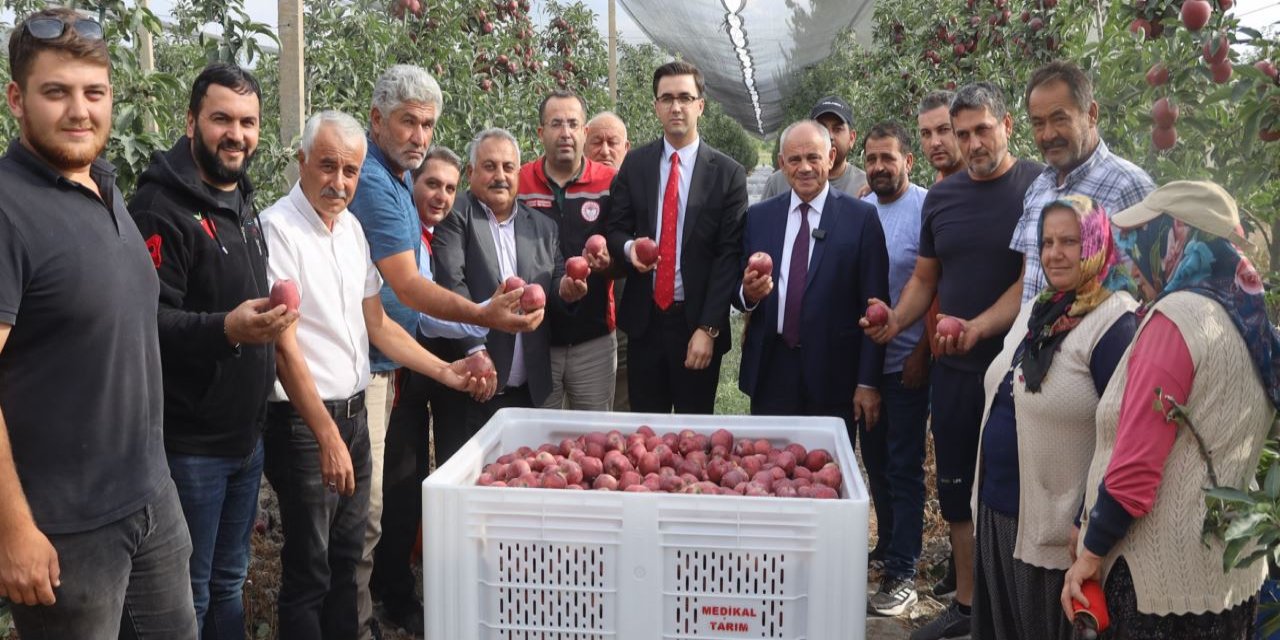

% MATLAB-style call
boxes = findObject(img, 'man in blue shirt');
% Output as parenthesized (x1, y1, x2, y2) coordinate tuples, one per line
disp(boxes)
(348, 65, 537, 640)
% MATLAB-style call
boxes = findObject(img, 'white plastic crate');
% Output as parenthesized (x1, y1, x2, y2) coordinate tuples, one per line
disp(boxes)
(423, 408, 869, 640)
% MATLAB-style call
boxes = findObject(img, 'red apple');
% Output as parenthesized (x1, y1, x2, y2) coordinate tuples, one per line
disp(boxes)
(937, 316, 963, 339)
(1180, 0, 1211, 31)
(1219, 0, 1233, 8)
(865, 302, 889, 327)
(1152, 125, 1178, 150)
(464, 351, 492, 377)
(584, 234, 607, 257)
(1203, 36, 1230, 64)
(270, 279, 300, 313)
(1029, 17, 1044, 31)
(1259, 128, 1280, 142)
(1152, 97, 1178, 127)
(1145, 63, 1169, 87)
(520, 283, 545, 312)
(634, 237, 659, 266)
(1210, 60, 1233, 84)
(566, 256, 589, 281)
(1254, 60, 1278, 82)
(504, 276, 526, 292)
(1128, 18, 1153, 40)
(747, 252, 773, 277)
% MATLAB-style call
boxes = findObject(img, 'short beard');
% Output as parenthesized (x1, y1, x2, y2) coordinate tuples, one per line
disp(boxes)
(23, 118, 106, 172)
(870, 173, 904, 198)
(193, 123, 253, 186)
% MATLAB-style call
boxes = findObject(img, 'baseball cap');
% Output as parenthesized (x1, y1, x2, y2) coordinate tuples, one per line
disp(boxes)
(1111, 180, 1253, 250)
(809, 96, 853, 126)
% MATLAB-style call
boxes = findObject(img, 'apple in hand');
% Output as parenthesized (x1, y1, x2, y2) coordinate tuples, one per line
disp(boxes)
(747, 252, 773, 277)
(566, 256, 590, 281)
(865, 302, 889, 327)
(937, 316, 964, 339)
(520, 283, 546, 312)
(584, 234, 607, 257)
(634, 237, 659, 266)
(270, 279, 300, 313)
(504, 276, 526, 292)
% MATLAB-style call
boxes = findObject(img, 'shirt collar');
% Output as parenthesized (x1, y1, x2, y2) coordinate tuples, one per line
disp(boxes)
(789, 182, 830, 216)
(478, 197, 517, 227)
(662, 136, 700, 166)
(541, 156, 585, 189)
(7, 138, 118, 195)
(288, 181, 348, 235)
(1043, 137, 1112, 188)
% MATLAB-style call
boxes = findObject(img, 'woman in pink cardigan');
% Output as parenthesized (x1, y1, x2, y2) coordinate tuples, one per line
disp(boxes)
(1062, 181, 1280, 639)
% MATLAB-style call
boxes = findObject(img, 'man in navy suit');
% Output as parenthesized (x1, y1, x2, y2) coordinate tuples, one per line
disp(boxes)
(737, 120, 889, 431)
(605, 61, 748, 414)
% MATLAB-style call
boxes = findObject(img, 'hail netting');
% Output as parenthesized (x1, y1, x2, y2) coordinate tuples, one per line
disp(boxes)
(618, 0, 875, 136)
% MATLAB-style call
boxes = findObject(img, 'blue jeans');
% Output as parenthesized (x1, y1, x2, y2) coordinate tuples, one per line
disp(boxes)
(861, 372, 930, 579)
(168, 441, 264, 640)
(264, 403, 371, 640)
(10, 479, 197, 640)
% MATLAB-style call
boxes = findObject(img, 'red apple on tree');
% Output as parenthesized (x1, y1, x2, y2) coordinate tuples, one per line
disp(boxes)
(1180, 0, 1211, 31)
(1145, 63, 1169, 87)
(1203, 35, 1229, 64)
(1210, 60, 1233, 84)
(1152, 97, 1178, 127)
(1152, 125, 1178, 150)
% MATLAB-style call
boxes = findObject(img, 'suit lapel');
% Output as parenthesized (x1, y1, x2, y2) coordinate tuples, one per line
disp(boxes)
(805, 189, 840, 294)
(643, 142, 663, 235)
(681, 143, 714, 250)
(514, 205, 536, 281)
(469, 193, 501, 279)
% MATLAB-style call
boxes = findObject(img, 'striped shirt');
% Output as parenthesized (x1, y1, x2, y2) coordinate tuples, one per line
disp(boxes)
(1012, 140, 1154, 302)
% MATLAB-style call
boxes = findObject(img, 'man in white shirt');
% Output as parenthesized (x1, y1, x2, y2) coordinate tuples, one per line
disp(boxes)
(259, 111, 482, 640)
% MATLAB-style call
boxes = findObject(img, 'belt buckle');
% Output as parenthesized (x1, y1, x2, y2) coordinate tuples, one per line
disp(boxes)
(345, 395, 359, 419)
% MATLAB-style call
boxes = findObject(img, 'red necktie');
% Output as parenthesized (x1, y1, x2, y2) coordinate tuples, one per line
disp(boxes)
(421, 226, 434, 256)
(654, 151, 680, 310)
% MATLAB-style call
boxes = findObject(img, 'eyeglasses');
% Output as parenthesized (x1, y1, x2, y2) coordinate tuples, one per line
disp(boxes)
(656, 94, 701, 108)
(24, 17, 104, 41)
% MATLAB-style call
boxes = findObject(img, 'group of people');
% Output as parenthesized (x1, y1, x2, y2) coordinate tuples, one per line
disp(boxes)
(0, 8, 1275, 640)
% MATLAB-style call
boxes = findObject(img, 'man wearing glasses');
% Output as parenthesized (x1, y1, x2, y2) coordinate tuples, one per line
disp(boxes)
(0, 9, 197, 638)
(605, 61, 748, 414)
(517, 89, 618, 411)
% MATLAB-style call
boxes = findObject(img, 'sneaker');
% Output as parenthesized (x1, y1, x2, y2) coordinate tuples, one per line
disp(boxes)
(869, 544, 887, 571)
(868, 574, 918, 617)
(909, 601, 971, 640)
(932, 557, 956, 597)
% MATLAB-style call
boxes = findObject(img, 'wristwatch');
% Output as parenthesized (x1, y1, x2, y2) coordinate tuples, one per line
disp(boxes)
(698, 325, 721, 338)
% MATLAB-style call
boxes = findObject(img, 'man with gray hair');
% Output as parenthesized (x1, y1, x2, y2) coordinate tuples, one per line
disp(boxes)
(346, 65, 536, 639)
(762, 95, 866, 198)
(585, 110, 630, 169)
(433, 128, 587, 431)
(862, 82, 1042, 640)
(261, 110, 483, 640)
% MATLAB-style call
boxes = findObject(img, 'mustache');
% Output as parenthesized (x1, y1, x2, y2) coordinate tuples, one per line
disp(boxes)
(1041, 138, 1068, 150)
(487, 181, 511, 191)
(321, 186, 348, 199)
(870, 171, 896, 180)
(219, 140, 248, 153)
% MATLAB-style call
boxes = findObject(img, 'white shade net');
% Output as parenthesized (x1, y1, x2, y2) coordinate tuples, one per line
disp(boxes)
(619, 0, 875, 136)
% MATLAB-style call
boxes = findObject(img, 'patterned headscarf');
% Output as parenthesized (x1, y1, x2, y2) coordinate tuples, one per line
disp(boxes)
(1021, 195, 1119, 392)
(1117, 214, 1280, 410)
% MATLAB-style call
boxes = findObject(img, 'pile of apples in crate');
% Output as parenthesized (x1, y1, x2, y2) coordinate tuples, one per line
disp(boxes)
(475, 426, 842, 498)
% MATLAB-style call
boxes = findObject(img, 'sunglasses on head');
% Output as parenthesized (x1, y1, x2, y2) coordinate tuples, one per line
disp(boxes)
(24, 17, 104, 41)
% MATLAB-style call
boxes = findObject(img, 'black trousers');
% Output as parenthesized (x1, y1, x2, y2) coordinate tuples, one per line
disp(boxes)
(627, 303, 723, 414)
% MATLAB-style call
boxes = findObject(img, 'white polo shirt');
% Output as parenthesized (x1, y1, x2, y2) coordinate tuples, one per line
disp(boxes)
(261, 183, 383, 402)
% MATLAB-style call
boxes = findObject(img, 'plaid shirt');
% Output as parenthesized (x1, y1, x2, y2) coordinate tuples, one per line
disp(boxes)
(1012, 140, 1154, 302)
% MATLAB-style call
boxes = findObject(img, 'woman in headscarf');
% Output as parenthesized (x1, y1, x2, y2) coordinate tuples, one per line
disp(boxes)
(1063, 181, 1279, 639)
(970, 195, 1138, 639)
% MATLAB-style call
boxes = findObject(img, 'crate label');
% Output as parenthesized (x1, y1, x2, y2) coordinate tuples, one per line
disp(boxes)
(703, 606, 756, 633)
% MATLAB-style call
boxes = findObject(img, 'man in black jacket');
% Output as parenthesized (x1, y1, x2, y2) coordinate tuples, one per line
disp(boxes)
(130, 63, 295, 639)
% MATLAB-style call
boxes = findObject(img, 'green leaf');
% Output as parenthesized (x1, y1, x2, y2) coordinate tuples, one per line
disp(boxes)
(1225, 511, 1268, 541)
(1266, 461, 1280, 499)
(1207, 486, 1255, 505)
(1224, 537, 1248, 572)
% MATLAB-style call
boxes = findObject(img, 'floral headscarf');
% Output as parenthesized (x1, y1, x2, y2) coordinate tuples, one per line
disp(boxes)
(1021, 195, 1120, 392)
(1117, 214, 1280, 410)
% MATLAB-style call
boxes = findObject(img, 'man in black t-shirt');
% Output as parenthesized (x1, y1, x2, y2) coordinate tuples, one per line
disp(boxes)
(130, 63, 296, 638)
(0, 9, 197, 638)
(863, 82, 1043, 640)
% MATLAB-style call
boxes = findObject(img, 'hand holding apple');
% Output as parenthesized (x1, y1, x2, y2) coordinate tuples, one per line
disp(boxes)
(558, 275, 588, 303)
(859, 297, 899, 344)
(934, 315, 980, 356)
(630, 237, 659, 273)
(742, 265, 773, 305)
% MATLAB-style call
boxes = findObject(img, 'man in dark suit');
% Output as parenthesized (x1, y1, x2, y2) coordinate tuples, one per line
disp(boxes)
(605, 61, 748, 414)
(737, 120, 889, 431)
(432, 128, 587, 429)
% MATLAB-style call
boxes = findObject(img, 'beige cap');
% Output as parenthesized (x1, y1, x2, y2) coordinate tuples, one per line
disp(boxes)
(1111, 180, 1253, 250)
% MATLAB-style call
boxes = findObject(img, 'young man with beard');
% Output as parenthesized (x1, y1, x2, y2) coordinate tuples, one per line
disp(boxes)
(0, 9, 197, 638)
(130, 62, 295, 640)
(762, 95, 867, 198)
(859, 122, 931, 617)
(864, 83, 1044, 640)
(518, 90, 618, 411)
